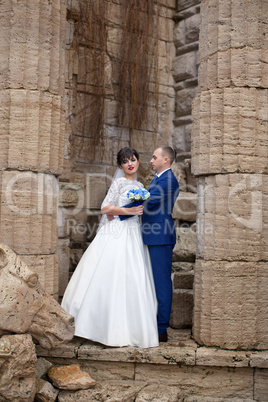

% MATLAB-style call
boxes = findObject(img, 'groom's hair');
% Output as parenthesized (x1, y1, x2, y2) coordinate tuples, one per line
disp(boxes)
(117, 147, 139, 166)
(160, 146, 176, 164)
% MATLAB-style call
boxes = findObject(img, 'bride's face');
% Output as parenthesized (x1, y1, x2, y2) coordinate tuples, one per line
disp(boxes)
(121, 155, 139, 177)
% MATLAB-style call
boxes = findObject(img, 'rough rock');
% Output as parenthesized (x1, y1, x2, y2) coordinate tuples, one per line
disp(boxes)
(173, 225, 196, 262)
(0, 334, 36, 402)
(173, 191, 197, 221)
(58, 380, 146, 401)
(36, 357, 54, 379)
(35, 378, 59, 402)
(48, 364, 96, 390)
(0, 244, 74, 349)
(170, 289, 193, 328)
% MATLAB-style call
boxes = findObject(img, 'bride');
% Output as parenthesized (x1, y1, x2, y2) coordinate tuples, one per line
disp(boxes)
(61, 147, 159, 348)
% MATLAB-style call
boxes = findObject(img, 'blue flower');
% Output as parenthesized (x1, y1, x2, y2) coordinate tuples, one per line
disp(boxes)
(127, 187, 150, 203)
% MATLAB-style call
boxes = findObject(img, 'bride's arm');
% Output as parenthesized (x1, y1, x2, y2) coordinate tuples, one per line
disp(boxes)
(101, 204, 143, 216)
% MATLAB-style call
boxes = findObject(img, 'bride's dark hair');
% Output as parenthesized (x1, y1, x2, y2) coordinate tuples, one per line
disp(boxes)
(117, 147, 139, 166)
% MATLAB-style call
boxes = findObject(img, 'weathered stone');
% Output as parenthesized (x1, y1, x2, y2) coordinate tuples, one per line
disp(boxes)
(0, 171, 58, 255)
(172, 52, 198, 82)
(136, 384, 183, 401)
(21, 254, 59, 298)
(173, 270, 194, 289)
(173, 124, 192, 154)
(176, 88, 198, 116)
(170, 289, 193, 328)
(171, 163, 187, 191)
(0, 244, 74, 349)
(58, 381, 146, 402)
(196, 347, 250, 368)
(177, 0, 200, 12)
(192, 88, 268, 175)
(78, 341, 196, 366)
(36, 357, 54, 379)
(250, 351, 268, 369)
(193, 260, 268, 350)
(196, 174, 268, 262)
(199, 0, 268, 90)
(0, 334, 36, 402)
(173, 191, 197, 221)
(185, 13, 200, 43)
(254, 368, 268, 402)
(135, 365, 253, 399)
(48, 364, 96, 390)
(172, 261, 195, 272)
(35, 378, 59, 402)
(173, 226, 196, 262)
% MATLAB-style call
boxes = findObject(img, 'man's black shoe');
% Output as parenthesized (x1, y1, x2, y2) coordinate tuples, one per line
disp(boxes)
(159, 333, 168, 342)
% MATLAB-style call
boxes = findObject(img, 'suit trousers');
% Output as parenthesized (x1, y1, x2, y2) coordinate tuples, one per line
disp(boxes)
(148, 244, 173, 335)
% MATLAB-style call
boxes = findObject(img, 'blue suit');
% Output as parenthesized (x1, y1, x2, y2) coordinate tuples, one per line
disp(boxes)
(119, 169, 179, 335)
(142, 169, 179, 334)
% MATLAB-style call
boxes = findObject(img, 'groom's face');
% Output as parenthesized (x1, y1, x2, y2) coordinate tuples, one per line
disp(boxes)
(150, 148, 166, 174)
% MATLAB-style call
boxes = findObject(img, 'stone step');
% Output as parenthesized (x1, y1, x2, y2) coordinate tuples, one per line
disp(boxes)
(35, 328, 268, 401)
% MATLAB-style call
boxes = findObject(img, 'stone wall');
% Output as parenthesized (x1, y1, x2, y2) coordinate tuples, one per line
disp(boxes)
(58, 0, 177, 297)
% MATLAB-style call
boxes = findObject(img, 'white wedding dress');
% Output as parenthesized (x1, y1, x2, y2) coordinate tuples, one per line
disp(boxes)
(61, 177, 159, 348)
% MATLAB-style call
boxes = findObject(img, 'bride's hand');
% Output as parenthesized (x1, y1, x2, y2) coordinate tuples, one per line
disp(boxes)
(130, 205, 144, 215)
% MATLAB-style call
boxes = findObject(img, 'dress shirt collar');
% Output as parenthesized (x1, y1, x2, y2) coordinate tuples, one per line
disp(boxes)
(156, 168, 171, 178)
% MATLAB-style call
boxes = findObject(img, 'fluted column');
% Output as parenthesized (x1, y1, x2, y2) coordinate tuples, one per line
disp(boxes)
(192, 0, 268, 349)
(0, 0, 66, 297)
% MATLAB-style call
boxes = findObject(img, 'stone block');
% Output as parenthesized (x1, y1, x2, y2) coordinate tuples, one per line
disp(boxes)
(185, 13, 200, 43)
(250, 351, 268, 369)
(173, 191, 197, 221)
(135, 365, 253, 399)
(0, 170, 58, 255)
(173, 225, 196, 262)
(176, 88, 198, 116)
(78, 341, 195, 366)
(0, 89, 65, 173)
(171, 163, 187, 191)
(172, 261, 195, 272)
(254, 368, 268, 402)
(192, 88, 268, 175)
(58, 381, 146, 402)
(173, 124, 192, 154)
(193, 260, 268, 350)
(196, 347, 250, 368)
(0, 0, 65, 93)
(177, 0, 200, 12)
(36, 357, 54, 379)
(0, 334, 37, 402)
(172, 52, 197, 82)
(196, 174, 268, 262)
(170, 289, 193, 328)
(198, 0, 268, 89)
(173, 270, 194, 289)
(174, 20, 185, 47)
(35, 378, 59, 402)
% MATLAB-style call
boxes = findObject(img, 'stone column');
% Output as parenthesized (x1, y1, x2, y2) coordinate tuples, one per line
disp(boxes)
(192, 0, 268, 349)
(0, 0, 66, 297)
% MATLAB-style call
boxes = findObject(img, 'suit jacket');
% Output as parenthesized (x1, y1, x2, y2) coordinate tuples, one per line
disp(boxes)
(142, 169, 179, 246)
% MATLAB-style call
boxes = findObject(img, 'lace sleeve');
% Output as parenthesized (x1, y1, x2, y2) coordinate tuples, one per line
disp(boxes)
(101, 179, 120, 209)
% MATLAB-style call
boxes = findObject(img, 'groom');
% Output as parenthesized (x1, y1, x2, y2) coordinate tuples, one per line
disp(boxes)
(142, 146, 179, 342)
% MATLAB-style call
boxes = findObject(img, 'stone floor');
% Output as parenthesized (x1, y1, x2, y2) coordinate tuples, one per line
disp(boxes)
(36, 329, 268, 401)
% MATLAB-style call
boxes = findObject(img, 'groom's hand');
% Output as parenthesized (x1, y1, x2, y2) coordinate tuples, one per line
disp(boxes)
(106, 214, 114, 221)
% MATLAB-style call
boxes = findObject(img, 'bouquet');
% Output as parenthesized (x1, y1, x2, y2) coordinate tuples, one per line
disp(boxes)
(126, 187, 150, 206)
